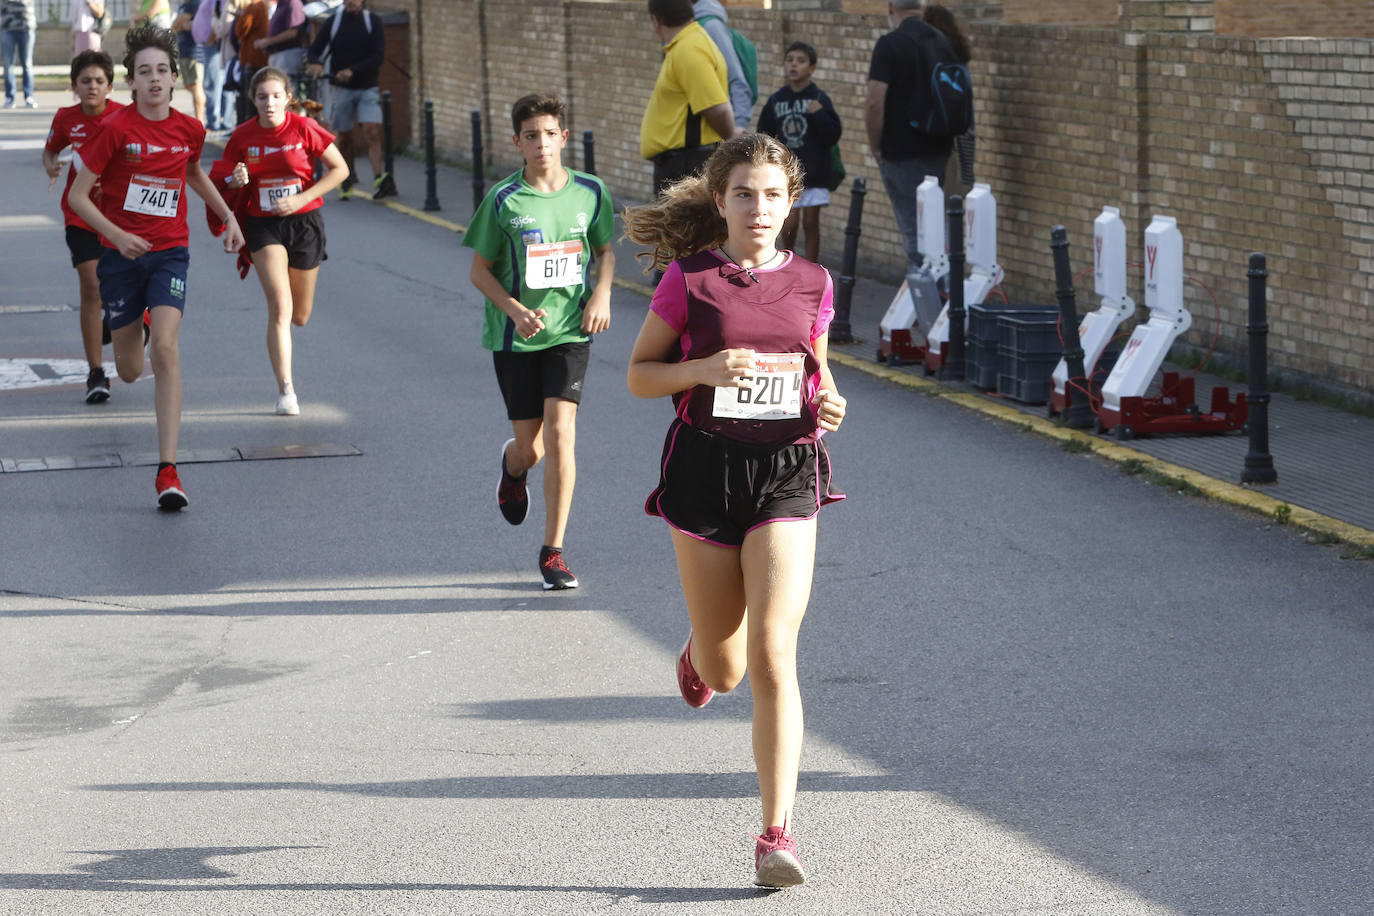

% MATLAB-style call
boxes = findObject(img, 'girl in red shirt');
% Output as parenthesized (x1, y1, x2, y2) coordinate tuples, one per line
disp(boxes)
(221, 66, 348, 415)
(624, 133, 847, 889)
(42, 49, 124, 404)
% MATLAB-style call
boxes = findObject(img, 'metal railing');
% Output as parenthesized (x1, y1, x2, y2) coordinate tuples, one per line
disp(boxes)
(36, 0, 133, 25)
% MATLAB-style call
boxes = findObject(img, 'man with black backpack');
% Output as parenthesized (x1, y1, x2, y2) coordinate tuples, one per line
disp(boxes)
(865, 0, 971, 270)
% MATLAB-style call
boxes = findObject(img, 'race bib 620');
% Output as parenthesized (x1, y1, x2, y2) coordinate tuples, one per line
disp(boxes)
(712, 353, 805, 421)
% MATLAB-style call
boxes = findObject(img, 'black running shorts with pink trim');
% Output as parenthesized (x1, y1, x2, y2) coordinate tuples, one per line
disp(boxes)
(645, 418, 845, 548)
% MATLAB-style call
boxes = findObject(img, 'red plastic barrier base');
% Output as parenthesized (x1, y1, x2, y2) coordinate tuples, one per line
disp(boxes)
(1094, 372, 1249, 440)
(877, 329, 928, 367)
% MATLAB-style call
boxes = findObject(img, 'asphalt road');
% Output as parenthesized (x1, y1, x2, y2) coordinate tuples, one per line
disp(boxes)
(2, 93, 1373, 915)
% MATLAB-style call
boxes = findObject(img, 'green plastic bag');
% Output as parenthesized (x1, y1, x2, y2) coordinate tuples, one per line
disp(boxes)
(825, 146, 845, 192)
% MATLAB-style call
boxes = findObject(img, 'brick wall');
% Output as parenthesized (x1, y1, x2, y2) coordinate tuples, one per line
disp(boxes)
(1003, 0, 1117, 25)
(387, 1, 1372, 394)
(1132, 33, 1371, 385)
(1215, 1, 1374, 38)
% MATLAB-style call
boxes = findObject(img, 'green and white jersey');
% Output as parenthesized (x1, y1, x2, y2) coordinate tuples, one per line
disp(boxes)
(463, 167, 614, 352)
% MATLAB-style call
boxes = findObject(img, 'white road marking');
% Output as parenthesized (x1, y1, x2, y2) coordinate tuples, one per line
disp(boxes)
(0, 214, 60, 230)
(0, 357, 89, 391)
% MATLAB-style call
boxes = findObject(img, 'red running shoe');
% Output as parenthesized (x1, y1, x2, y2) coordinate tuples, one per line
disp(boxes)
(753, 823, 805, 888)
(676, 633, 714, 708)
(155, 465, 188, 511)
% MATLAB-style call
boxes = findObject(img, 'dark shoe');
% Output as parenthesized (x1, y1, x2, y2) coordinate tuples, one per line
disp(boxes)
(340, 173, 357, 199)
(497, 438, 528, 525)
(372, 171, 397, 198)
(539, 546, 578, 590)
(85, 367, 110, 404)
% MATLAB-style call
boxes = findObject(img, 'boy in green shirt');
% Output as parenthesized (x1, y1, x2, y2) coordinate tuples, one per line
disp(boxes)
(464, 92, 614, 590)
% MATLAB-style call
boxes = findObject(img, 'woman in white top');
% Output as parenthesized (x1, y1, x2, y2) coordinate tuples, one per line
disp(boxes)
(70, 0, 102, 53)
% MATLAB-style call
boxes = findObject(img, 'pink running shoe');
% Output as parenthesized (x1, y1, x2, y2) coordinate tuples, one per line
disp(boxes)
(676, 633, 714, 708)
(753, 824, 805, 888)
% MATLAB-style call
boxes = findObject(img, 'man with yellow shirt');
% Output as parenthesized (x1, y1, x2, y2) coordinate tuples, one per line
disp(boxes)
(640, 0, 738, 197)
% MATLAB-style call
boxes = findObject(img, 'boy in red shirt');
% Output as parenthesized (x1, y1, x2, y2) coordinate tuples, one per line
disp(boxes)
(41, 49, 125, 404)
(68, 24, 245, 511)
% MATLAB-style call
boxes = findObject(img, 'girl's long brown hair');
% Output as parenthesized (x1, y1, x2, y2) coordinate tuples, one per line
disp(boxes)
(622, 133, 803, 274)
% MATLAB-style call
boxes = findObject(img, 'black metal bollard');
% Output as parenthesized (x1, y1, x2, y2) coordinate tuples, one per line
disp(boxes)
(470, 109, 485, 213)
(1242, 252, 1278, 483)
(423, 101, 441, 211)
(830, 176, 866, 343)
(938, 195, 966, 381)
(380, 90, 395, 182)
(582, 130, 595, 176)
(1050, 226, 1094, 428)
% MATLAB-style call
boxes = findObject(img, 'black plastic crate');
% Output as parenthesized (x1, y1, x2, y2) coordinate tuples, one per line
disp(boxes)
(965, 333, 1000, 389)
(998, 373, 1054, 404)
(996, 348, 1060, 404)
(999, 313, 1064, 355)
(968, 302, 1058, 343)
(967, 360, 999, 389)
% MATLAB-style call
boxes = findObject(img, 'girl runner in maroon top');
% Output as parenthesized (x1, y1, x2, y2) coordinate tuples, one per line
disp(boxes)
(624, 133, 847, 889)
(221, 66, 349, 416)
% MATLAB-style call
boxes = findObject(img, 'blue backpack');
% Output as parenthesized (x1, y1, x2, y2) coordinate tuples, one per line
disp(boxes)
(906, 23, 972, 138)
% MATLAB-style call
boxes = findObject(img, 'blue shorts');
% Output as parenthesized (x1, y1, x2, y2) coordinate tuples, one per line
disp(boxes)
(98, 246, 190, 330)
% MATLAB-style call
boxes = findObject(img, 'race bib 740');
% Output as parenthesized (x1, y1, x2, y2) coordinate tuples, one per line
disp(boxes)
(123, 174, 181, 218)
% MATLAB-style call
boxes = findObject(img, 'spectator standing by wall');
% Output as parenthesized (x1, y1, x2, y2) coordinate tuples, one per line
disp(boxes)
(70, 0, 104, 54)
(692, 0, 751, 130)
(258, 0, 307, 77)
(191, 0, 228, 130)
(922, 3, 974, 186)
(173, 0, 207, 126)
(865, 0, 953, 270)
(640, 0, 737, 201)
(306, 0, 393, 199)
(756, 40, 841, 263)
(132, 0, 172, 29)
(233, 0, 269, 125)
(1, 0, 36, 109)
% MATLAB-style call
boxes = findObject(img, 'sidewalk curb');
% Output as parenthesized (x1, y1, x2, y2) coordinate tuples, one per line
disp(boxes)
(827, 351, 1374, 551)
